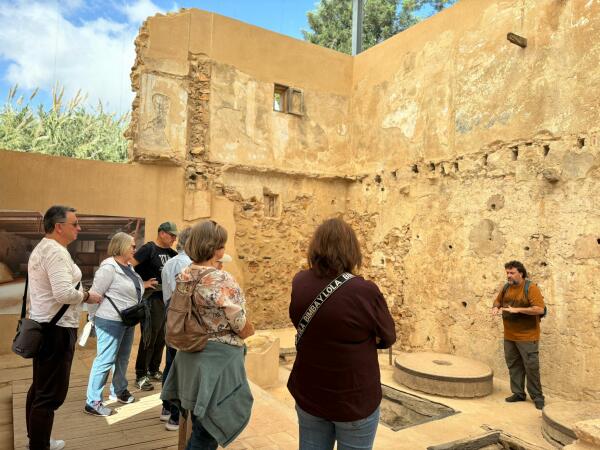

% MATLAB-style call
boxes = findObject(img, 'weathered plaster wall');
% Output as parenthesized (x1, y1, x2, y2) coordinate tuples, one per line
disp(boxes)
(122, 0, 600, 400)
(348, 0, 600, 400)
(125, 9, 357, 326)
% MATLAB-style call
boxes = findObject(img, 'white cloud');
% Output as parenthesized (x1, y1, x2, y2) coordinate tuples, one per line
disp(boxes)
(122, 0, 165, 24)
(0, 0, 166, 114)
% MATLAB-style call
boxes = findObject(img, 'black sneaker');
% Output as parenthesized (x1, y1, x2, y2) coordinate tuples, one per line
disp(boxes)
(109, 389, 135, 404)
(534, 398, 545, 410)
(135, 376, 154, 391)
(84, 401, 113, 417)
(505, 393, 526, 402)
(147, 370, 163, 382)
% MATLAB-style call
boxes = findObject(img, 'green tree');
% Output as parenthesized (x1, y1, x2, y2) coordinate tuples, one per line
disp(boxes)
(303, 0, 456, 54)
(0, 85, 129, 162)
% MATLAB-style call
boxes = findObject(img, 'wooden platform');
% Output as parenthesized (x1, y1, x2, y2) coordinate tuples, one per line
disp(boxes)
(12, 375, 177, 449)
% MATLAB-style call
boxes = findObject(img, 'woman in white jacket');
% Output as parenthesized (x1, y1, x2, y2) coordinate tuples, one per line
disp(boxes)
(84, 232, 155, 417)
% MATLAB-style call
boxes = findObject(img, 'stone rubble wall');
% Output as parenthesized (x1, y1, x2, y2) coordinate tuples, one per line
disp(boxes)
(127, 0, 600, 400)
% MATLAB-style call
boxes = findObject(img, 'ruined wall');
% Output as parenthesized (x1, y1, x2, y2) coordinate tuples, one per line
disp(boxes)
(127, 9, 356, 326)
(348, 0, 600, 400)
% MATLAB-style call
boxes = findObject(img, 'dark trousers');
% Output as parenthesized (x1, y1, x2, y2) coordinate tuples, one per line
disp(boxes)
(135, 293, 166, 378)
(162, 345, 179, 421)
(504, 339, 544, 401)
(26, 326, 77, 450)
(187, 415, 218, 450)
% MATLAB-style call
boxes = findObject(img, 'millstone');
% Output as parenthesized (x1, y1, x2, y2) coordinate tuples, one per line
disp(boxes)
(542, 401, 600, 448)
(393, 352, 493, 398)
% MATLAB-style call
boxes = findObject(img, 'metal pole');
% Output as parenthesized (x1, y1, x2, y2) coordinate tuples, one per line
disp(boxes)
(352, 0, 364, 56)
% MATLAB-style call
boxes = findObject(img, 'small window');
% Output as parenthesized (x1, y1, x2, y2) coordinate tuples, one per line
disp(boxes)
(273, 84, 288, 112)
(263, 189, 280, 217)
(273, 84, 304, 116)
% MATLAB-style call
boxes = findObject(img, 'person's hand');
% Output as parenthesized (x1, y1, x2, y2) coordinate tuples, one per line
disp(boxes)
(86, 291, 102, 304)
(502, 306, 518, 314)
(144, 278, 158, 289)
(238, 320, 255, 339)
(492, 306, 501, 316)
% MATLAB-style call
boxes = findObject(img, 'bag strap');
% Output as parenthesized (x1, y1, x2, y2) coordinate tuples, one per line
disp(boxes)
(48, 281, 80, 326)
(20, 275, 29, 319)
(295, 272, 355, 348)
(104, 295, 125, 320)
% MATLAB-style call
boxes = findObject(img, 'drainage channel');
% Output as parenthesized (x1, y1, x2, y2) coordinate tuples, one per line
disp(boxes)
(379, 384, 458, 431)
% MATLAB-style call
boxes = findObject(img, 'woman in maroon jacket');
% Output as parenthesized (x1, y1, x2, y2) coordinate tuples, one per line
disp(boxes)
(287, 218, 396, 450)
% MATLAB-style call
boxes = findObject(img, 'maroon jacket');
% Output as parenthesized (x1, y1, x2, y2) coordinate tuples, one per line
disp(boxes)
(287, 269, 396, 422)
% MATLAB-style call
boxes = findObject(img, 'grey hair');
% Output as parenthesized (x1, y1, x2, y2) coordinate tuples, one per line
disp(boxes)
(108, 232, 134, 257)
(43, 205, 76, 233)
(176, 227, 192, 252)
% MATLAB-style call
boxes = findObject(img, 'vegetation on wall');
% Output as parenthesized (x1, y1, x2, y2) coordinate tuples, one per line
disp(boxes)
(303, 0, 456, 54)
(0, 85, 129, 162)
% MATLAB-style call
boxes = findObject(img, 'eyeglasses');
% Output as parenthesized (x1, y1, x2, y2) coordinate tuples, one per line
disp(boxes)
(59, 221, 80, 227)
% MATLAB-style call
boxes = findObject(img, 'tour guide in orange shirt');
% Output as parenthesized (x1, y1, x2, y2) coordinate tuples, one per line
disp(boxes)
(492, 260, 546, 410)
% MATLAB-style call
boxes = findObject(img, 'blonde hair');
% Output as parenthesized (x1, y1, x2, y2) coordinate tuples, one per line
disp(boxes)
(185, 221, 227, 263)
(108, 232, 134, 257)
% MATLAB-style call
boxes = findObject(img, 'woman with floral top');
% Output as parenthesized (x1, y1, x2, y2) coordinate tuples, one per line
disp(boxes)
(161, 220, 254, 450)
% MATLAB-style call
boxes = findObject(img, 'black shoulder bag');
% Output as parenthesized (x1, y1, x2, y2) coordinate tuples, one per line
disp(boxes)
(12, 276, 79, 359)
(105, 294, 148, 327)
(294, 272, 355, 348)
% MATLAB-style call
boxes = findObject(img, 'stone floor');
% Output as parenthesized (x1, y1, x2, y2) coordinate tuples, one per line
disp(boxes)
(1, 327, 556, 449)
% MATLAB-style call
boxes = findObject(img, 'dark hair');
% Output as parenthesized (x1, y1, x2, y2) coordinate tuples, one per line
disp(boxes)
(43, 205, 76, 233)
(185, 221, 227, 263)
(308, 218, 362, 278)
(505, 260, 528, 278)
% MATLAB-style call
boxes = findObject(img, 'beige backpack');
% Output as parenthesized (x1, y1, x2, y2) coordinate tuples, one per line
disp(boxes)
(165, 267, 227, 352)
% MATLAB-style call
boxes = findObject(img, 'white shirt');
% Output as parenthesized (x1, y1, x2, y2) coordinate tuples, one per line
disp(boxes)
(28, 237, 84, 328)
(161, 251, 192, 303)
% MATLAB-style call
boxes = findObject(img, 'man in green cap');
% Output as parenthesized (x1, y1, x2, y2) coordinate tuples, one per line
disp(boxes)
(132, 221, 178, 390)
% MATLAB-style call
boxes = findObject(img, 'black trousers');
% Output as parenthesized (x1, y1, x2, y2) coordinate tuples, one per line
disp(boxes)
(162, 345, 179, 420)
(135, 292, 166, 378)
(504, 339, 544, 401)
(26, 325, 77, 450)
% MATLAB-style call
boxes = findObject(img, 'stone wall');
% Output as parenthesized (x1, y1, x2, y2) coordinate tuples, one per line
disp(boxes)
(346, 0, 600, 400)
(48, 0, 597, 400)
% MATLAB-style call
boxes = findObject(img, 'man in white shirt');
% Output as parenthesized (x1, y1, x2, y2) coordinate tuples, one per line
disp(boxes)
(26, 206, 101, 450)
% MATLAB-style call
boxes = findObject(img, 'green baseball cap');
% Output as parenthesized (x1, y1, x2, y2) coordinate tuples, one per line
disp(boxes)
(158, 221, 179, 236)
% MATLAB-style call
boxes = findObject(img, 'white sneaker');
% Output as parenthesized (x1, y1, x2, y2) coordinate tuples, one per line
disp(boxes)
(50, 439, 66, 450)
(27, 439, 65, 450)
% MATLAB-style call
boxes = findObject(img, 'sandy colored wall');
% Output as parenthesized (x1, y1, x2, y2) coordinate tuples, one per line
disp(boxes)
(0, 150, 189, 354)
(2, 0, 599, 401)
(347, 0, 600, 400)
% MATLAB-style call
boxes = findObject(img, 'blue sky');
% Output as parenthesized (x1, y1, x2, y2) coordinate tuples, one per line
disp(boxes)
(0, 0, 438, 115)
(0, 0, 318, 115)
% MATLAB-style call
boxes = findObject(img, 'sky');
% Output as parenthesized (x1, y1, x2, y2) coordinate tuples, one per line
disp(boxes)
(0, 0, 316, 115)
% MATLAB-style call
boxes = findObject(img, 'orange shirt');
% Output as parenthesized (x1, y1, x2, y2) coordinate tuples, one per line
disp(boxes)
(493, 281, 544, 341)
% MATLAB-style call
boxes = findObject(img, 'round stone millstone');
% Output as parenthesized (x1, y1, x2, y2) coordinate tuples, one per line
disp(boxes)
(393, 352, 493, 398)
(542, 401, 600, 448)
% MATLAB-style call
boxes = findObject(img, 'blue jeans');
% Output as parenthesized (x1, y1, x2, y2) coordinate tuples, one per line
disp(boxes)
(86, 317, 135, 404)
(296, 404, 380, 450)
(186, 415, 218, 450)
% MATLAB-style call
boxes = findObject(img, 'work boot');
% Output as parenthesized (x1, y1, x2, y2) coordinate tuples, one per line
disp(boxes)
(505, 393, 526, 402)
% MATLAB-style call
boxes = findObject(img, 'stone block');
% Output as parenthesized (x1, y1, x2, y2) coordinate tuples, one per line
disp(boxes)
(245, 334, 280, 389)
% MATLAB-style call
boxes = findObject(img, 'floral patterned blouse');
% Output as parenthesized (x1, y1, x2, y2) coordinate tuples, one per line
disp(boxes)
(179, 265, 247, 347)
